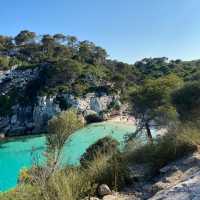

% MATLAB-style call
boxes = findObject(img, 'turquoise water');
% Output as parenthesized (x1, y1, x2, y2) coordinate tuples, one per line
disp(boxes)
(0, 122, 135, 192)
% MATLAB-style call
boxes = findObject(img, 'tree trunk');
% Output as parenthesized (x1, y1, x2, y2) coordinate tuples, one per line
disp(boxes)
(145, 123, 153, 143)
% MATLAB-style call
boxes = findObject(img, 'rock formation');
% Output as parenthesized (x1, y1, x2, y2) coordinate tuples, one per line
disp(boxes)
(0, 67, 119, 135)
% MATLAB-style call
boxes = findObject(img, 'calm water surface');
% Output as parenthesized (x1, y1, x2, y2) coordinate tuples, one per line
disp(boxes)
(0, 122, 135, 191)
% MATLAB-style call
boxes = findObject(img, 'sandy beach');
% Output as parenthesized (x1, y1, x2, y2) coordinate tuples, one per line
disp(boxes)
(107, 115, 136, 125)
(107, 115, 167, 137)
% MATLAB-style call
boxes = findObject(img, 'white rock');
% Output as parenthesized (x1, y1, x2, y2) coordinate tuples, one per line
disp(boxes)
(149, 171, 200, 200)
(98, 184, 112, 196)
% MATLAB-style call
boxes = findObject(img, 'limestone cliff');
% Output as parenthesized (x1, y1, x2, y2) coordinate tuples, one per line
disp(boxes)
(0, 67, 119, 135)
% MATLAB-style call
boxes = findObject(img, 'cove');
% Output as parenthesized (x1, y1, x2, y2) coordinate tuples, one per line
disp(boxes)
(0, 121, 135, 192)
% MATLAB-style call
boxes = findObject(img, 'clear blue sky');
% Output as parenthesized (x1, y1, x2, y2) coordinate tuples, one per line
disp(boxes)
(1, 0, 200, 63)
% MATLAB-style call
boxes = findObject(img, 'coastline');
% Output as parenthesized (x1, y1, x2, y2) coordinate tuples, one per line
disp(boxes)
(106, 115, 136, 125)
(107, 115, 167, 137)
(0, 115, 167, 142)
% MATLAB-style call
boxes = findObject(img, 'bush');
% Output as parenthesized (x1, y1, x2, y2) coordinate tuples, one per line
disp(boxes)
(0, 95, 13, 116)
(1, 153, 129, 200)
(172, 81, 200, 122)
(0, 185, 41, 200)
(80, 136, 119, 165)
(86, 153, 129, 190)
(0, 56, 10, 70)
(125, 126, 198, 176)
(18, 168, 33, 184)
(47, 110, 83, 152)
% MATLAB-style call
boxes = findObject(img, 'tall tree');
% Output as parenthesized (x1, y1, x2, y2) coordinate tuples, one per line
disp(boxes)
(130, 74, 183, 142)
(78, 40, 95, 63)
(0, 36, 13, 50)
(41, 34, 55, 59)
(14, 30, 36, 45)
(173, 81, 200, 122)
(93, 46, 108, 65)
(47, 109, 83, 166)
(53, 33, 67, 44)
(66, 35, 78, 57)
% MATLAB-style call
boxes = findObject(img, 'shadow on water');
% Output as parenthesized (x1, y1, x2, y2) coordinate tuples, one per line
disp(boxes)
(0, 134, 46, 151)
(0, 134, 45, 144)
(0, 145, 6, 149)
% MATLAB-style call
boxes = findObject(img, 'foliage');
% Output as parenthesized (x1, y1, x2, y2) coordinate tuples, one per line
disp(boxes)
(1, 152, 129, 200)
(18, 168, 33, 184)
(2, 30, 200, 199)
(0, 35, 13, 50)
(0, 56, 20, 70)
(3, 30, 200, 116)
(86, 152, 129, 190)
(135, 57, 200, 81)
(130, 74, 183, 141)
(47, 109, 83, 164)
(0, 91, 17, 115)
(0, 56, 10, 70)
(125, 125, 198, 176)
(173, 80, 200, 122)
(15, 30, 36, 45)
(0, 30, 138, 104)
(80, 136, 119, 165)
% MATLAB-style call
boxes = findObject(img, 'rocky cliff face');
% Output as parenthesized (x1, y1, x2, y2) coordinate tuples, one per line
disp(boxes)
(87, 152, 200, 200)
(0, 66, 39, 95)
(0, 93, 116, 135)
(148, 152, 200, 200)
(0, 67, 118, 135)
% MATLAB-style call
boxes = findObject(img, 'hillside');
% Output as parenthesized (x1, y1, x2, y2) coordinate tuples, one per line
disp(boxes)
(0, 31, 137, 135)
(1, 31, 200, 135)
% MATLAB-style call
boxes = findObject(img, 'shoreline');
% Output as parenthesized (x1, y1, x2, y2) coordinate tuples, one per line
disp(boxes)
(107, 115, 167, 136)
(0, 115, 167, 142)
(106, 115, 136, 125)
(0, 116, 134, 142)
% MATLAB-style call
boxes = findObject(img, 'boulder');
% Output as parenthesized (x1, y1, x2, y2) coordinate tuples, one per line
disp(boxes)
(149, 171, 200, 200)
(160, 165, 178, 174)
(0, 117, 9, 129)
(98, 184, 112, 197)
(84, 109, 98, 117)
(0, 133, 5, 139)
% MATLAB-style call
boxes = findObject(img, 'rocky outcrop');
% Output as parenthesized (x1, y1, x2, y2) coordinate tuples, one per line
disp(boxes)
(148, 152, 200, 200)
(85, 152, 200, 200)
(0, 66, 39, 95)
(0, 92, 118, 135)
(32, 96, 61, 132)
(62, 93, 114, 114)
(120, 152, 200, 200)
(0, 65, 119, 135)
(98, 184, 112, 197)
(149, 171, 200, 200)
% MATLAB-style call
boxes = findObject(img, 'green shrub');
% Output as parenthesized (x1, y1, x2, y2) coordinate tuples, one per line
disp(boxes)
(0, 95, 13, 116)
(86, 153, 129, 191)
(1, 153, 129, 200)
(80, 136, 119, 165)
(0, 56, 10, 70)
(126, 126, 198, 176)
(0, 185, 41, 200)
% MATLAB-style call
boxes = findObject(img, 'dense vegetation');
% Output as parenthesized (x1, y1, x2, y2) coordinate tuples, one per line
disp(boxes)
(1, 31, 200, 116)
(0, 31, 138, 115)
